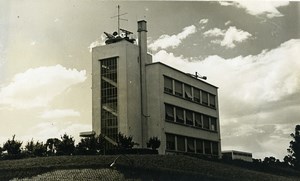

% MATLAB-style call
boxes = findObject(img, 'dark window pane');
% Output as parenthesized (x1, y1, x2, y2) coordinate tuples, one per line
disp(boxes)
(209, 94, 216, 108)
(204, 141, 211, 154)
(203, 115, 209, 129)
(177, 136, 185, 152)
(185, 84, 192, 100)
(176, 107, 184, 124)
(202, 91, 208, 105)
(196, 139, 203, 154)
(187, 138, 195, 153)
(164, 77, 173, 94)
(195, 113, 202, 128)
(175, 81, 183, 97)
(211, 117, 217, 131)
(186, 110, 193, 126)
(165, 104, 174, 121)
(212, 142, 219, 155)
(166, 134, 175, 150)
(193, 88, 200, 103)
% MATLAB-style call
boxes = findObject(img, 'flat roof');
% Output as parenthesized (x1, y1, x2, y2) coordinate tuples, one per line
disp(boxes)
(146, 62, 218, 89)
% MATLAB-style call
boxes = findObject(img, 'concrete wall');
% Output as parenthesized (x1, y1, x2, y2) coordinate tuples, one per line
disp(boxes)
(92, 40, 143, 146)
(146, 63, 221, 156)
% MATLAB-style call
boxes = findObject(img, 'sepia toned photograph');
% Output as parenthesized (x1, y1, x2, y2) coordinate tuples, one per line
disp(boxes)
(0, 0, 299, 180)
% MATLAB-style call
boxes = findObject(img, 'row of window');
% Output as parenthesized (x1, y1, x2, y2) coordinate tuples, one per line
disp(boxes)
(165, 104, 217, 132)
(164, 76, 216, 108)
(166, 133, 219, 155)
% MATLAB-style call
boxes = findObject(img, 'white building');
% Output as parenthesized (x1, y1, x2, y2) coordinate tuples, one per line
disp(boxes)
(90, 20, 221, 157)
(222, 150, 253, 162)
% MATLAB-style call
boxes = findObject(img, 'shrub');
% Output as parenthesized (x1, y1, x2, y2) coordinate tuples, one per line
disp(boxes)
(25, 140, 47, 157)
(147, 137, 161, 150)
(46, 138, 61, 156)
(117, 133, 134, 149)
(56, 133, 75, 155)
(75, 135, 105, 155)
(2, 135, 23, 159)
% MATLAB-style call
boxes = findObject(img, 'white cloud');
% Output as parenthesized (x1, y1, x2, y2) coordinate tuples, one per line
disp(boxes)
(153, 39, 300, 159)
(40, 109, 80, 119)
(203, 28, 225, 37)
(199, 18, 208, 25)
(225, 20, 231, 26)
(204, 26, 252, 48)
(89, 34, 106, 52)
(0, 65, 86, 109)
(149, 25, 197, 51)
(219, 1, 289, 18)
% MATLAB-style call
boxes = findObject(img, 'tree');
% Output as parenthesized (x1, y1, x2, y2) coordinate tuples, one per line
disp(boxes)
(147, 137, 161, 150)
(45, 138, 61, 156)
(56, 133, 75, 155)
(286, 125, 300, 169)
(3, 135, 22, 155)
(117, 133, 134, 149)
(25, 139, 47, 157)
(75, 135, 105, 155)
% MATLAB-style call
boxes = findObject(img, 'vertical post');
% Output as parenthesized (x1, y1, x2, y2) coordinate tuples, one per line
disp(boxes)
(117, 5, 120, 35)
(138, 20, 148, 147)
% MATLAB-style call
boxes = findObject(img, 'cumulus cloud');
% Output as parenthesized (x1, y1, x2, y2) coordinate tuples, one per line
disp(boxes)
(149, 25, 197, 51)
(89, 33, 106, 52)
(153, 39, 300, 159)
(0, 65, 86, 109)
(219, 1, 289, 18)
(40, 109, 80, 119)
(204, 26, 252, 48)
(199, 18, 209, 25)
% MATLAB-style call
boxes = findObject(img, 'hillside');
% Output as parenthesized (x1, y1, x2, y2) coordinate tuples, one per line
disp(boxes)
(0, 155, 299, 181)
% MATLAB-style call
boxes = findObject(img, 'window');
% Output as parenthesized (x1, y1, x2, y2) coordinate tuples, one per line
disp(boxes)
(210, 117, 217, 131)
(203, 115, 210, 129)
(195, 113, 202, 128)
(177, 136, 185, 152)
(196, 139, 203, 154)
(175, 81, 183, 97)
(212, 142, 219, 155)
(184, 84, 192, 100)
(209, 94, 216, 108)
(193, 88, 200, 103)
(166, 134, 175, 150)
(187, 138, 195, 153)
(101, 58, 118, 146)
(164, 76, 173, 94)
(165, 104, 174, 121)
(202, 91, 208, 105)
(186, 110, 193, 126)
(204, 141, 211, 154)
(176, 107, 184, 124)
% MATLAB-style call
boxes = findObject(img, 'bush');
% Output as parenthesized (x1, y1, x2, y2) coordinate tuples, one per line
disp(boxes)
(147, 137, 161, 150)
(117, 133, 134, 149)
(2, 135, 23, 159)
(25, 140, 47, 157)
(75, 135, 105, 155)
(46, 138, 61, 156)
(56, 134, 75, 155)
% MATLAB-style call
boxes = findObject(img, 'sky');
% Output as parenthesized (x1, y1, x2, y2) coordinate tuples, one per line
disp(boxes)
(0, 0, 299, 160)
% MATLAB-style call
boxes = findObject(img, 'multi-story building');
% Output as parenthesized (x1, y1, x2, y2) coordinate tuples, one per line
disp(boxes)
(90, 20, 221, 157)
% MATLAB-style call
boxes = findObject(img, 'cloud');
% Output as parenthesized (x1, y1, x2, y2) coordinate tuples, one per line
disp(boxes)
(89, 34, 106, 52)
(199, 19, 208, 25)
(149, 25, 197, 51)
(204, 26, 252, 48)
(225, 21, 231, 26)
(0, 65, 86, 109)
(153, 39, 300, 159)
(203, 28, 225, 37)
(40, 109, 80, 119)
(219, 1, 289, 18)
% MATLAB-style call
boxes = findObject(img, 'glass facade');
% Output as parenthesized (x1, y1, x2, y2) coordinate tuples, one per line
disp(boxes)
(101, 58, 118, 143)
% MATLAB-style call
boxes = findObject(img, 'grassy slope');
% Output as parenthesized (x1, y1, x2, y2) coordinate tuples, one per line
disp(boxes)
(0, 155, 299, 181)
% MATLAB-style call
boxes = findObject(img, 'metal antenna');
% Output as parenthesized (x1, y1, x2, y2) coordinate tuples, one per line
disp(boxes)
(111, 5, 128, 35)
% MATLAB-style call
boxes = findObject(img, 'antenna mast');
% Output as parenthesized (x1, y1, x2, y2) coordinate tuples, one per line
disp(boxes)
(111, 5, 128, 35)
